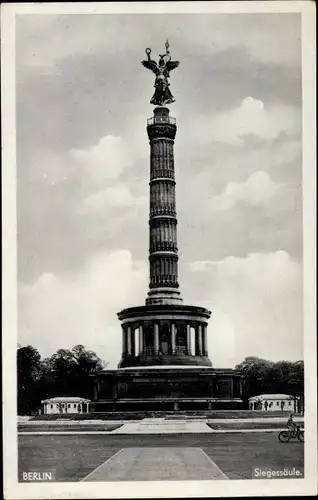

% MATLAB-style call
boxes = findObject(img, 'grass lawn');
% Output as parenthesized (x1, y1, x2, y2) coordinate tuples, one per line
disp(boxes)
(18, 433, 304, 482)
(208, 422, 286, 430)
(18, 423, 123, 433)
(207, 422, 304, 430)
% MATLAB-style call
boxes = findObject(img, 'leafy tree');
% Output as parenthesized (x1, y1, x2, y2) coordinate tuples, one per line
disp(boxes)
(236, 356, 304, 410)
(39, 345, 106, 399)
(17, 345, 42, 414)
(235, 356, 273, 401)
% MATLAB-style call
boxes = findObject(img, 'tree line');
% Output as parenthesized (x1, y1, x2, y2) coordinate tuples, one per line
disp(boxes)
(235, 356, 304, 409)
(17, 345, 304, 415)
(17, 344, 106, 415)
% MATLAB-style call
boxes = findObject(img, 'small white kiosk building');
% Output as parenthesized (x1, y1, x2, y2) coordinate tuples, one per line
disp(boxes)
(42, 396, 91, 415)
(248, 394, 298, 412)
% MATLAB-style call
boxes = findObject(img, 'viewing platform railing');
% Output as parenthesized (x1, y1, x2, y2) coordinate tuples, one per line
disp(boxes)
(147, 115, 176, 126)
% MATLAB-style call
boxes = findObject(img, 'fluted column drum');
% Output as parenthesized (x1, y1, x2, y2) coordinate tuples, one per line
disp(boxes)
(146, 106, 182, 305)
(149, 219, 177, 253)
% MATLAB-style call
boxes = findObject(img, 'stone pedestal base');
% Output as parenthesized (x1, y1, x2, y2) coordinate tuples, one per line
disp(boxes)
(94, 366, 243, 412)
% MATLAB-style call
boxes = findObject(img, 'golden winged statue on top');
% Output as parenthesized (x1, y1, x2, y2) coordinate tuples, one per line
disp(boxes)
(142, 40, 180, 106)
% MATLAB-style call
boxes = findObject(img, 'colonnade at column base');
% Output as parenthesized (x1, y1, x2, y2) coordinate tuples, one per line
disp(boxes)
(117, 303, 212, 369)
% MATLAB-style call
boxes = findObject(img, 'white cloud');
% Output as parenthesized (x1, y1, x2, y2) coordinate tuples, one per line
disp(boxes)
(211, 171, 280, 211)
(190, 251, 303, 367)
(78, 183, 147, 215)
(18, 247, 303, 370)
(18, 250, 148, 367)
(69, 136, 133, 186)
(210, 97, 300, 145)
(190, 260, 222, 272)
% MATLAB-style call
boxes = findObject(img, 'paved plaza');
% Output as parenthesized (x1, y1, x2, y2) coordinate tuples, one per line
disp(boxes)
(82, 447, 228, 481)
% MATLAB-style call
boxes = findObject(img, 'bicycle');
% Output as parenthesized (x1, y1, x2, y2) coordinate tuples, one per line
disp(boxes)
(278, 425, 304, 442)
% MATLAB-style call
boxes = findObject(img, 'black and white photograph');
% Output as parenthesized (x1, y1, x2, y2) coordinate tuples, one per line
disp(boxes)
(2, 1, 317, 498)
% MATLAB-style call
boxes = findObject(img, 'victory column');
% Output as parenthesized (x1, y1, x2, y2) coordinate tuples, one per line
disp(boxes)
(94, 42, 242, 412)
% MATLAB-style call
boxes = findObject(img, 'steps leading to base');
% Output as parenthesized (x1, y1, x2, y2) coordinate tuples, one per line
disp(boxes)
(111, 418, 214, 434)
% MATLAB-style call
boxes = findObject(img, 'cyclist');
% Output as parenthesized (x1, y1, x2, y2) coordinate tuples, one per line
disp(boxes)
(287, 412, 298, 436)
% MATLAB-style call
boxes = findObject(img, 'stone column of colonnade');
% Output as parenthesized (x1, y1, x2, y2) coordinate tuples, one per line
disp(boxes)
(200, 323, 209, 356)
(204, 324, 208, 355)
(121, 321, 209, 358)
(121, 324, 144, 357)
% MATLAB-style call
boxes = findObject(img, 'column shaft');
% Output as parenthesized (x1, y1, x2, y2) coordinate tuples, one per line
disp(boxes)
(230, 378, 234, 398)
(139, 325, 144, 355)
(203, 324, 208, 356)
(154, 323, 159, 354)
(186, 324, 191, 355)
(127, 326, 132, 355)
(147, 107, 179, 296)
(198, 324, 203, 355)
(122, 326, 126, 356)
(194, 325, 199, 355)
(171, 323, 176, 354)
(131, 327, 136, 357)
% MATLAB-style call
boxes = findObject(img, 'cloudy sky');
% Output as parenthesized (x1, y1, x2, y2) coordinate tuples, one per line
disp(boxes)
(16, 13, 303, 368)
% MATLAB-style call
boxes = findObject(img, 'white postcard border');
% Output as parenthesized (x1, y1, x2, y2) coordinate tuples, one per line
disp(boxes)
(2, 2, 316, 498)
